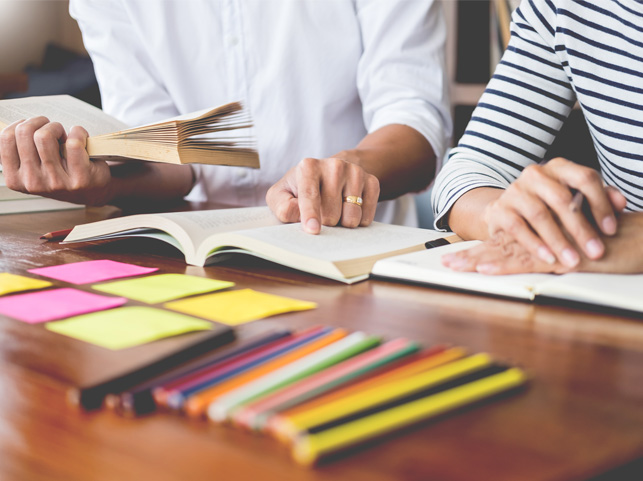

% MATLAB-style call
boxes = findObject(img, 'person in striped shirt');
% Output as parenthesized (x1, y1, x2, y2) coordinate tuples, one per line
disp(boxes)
(432, 0, 642, 274)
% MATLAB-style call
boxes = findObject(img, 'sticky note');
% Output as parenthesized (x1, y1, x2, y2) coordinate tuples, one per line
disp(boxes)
(165, 288, 317, 325)
(0, 272, 52, 296)
(46, 306, 213, 350)
(92, 273, 234, 303)
(0, 288, 127, 324)
(28, 260, 158, 285)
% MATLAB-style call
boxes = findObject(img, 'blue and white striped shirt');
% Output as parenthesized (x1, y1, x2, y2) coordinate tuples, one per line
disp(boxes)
(432, 0, 643, 229)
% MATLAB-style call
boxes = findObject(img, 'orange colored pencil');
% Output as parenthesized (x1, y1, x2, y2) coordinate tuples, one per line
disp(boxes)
(183, 328, 348, 418)
(267, 346, 466, 441)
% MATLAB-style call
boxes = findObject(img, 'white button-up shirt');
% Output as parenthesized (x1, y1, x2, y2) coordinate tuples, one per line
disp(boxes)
(70, 0, 450, 225)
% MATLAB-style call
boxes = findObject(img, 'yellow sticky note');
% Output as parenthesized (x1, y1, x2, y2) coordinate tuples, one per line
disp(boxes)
(46, 306, 213, 350)
(0, 273, 52, 296)
(165, 288, 317, 325)
(93, 273, 234, 303)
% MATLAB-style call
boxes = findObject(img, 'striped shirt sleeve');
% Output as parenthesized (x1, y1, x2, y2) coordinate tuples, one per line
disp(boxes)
(431, 0, 577, 230)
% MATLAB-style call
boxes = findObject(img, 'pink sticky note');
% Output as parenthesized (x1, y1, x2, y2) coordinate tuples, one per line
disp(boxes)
(28, 260, 158, 285)
(0, 288, 127, 324)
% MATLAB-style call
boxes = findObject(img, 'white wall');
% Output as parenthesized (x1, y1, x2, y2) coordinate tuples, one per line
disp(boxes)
(0, 0, 85, 74)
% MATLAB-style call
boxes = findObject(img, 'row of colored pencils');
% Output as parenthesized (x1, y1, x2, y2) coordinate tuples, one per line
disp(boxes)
(107, 325, 527, 465)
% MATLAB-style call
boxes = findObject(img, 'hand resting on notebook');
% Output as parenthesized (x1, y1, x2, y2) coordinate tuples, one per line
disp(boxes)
(442, 212, 643, 275)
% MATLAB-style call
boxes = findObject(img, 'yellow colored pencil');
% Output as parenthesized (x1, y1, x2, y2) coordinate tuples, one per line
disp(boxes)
(267, 346, 467, 440)
(292, 367, 527, 466)
(274, 352, 492, 443)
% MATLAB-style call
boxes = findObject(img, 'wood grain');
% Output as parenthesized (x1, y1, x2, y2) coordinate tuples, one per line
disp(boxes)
(1, 205, 642, 481)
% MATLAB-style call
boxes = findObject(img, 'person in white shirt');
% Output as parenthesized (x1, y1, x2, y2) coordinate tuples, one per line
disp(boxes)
(0, 0, 450, 234)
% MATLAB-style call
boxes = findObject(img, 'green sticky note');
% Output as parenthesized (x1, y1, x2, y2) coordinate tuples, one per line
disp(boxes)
(46, 306, 213, 350)
(0, 272, 52, 296)
(165, 288, 317, 325)
(93, 273, 234, 303)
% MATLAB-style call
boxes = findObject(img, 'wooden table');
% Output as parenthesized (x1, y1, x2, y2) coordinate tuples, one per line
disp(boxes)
(1, 206, 642, 481)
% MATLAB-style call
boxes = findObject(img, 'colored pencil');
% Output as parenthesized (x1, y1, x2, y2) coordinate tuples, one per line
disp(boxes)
(183, 327, 349, 418)
(273, 351, 487, 443)
(116, 328, 292, 416)
(159, 326, 331, 410)
(233, 338, 421, 431)
(207, 332, 379, 423)
(306, 364, 509, 434)
(40, 228, 73, 241)
(291, 367, 527, 466)
(157, 325, 324, 398)
(267, 345, 464, 441)
(67, 325, 236, 411)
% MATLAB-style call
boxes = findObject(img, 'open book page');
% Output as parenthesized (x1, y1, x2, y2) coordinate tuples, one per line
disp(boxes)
(64, 206, 281, 264)
(371, 241, 554, 300)
(535, 273, 643, 312)
(0, 95, 128, 135)
(203, 222, 449, 281)
(162, 206, 282, 249)
(231, 222, 447, 262)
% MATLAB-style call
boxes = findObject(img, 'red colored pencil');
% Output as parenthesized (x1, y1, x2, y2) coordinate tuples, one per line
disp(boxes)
(40, 228, 73, 241)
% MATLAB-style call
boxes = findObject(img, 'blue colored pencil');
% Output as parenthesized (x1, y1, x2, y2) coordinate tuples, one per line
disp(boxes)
(164, 326, 333, 410)
(117, 328, 293, 416)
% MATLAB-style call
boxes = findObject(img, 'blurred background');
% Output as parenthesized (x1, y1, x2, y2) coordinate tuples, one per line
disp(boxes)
(0, 0, 100, 106)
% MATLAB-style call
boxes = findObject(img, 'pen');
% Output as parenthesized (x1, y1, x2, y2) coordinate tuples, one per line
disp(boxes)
(40, 228, 73, 241)
(569, 190, 584, 213)
(425, 234, 462, 249)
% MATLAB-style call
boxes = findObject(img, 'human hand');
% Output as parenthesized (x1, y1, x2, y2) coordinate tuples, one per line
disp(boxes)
(443, 213, 643, 275)
(0, 117, 112, 205)
(266, 156, 380, 234)
(482, 157, 627, 268)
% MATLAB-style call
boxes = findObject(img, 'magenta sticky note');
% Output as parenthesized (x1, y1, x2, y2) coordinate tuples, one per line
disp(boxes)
(0, 288, 127, 324)
(28, 260, 158, 285)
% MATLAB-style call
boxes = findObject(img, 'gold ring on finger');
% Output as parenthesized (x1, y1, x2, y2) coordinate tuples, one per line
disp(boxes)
(343, 195, 363, 207)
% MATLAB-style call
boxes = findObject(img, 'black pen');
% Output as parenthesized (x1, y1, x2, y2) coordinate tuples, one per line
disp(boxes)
(569, 190, 584, 213)
(425, 235, 461, 249)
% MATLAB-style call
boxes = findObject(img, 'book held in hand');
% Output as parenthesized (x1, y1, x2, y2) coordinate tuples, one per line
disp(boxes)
(0, 95, 259, 167)
(372, 241, 643, 314)
(62, 206, 449, 283)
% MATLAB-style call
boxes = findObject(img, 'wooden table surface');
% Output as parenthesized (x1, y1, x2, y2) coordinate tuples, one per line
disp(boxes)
(1, 205, 642, 481)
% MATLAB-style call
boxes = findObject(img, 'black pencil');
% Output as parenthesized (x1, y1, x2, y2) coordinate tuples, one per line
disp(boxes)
(67, 325, 236, 411)
(117, 328, 293, 416)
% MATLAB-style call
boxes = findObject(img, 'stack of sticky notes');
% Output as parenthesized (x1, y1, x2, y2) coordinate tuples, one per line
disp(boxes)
(0, 260, 317, 351)
(109, 325, 528, 466)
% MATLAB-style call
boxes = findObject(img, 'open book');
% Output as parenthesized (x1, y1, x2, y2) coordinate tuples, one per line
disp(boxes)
(62, 207, 449, 283)
(372, 241, 643, 314)
(0, 95, 259, 167)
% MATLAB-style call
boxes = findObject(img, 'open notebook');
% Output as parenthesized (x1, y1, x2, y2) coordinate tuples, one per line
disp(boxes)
(372, 241, 643, 314)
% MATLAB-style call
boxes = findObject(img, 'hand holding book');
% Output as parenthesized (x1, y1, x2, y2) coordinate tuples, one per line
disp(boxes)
(0, 119, 114, 206)
(0, 95, 258, 207)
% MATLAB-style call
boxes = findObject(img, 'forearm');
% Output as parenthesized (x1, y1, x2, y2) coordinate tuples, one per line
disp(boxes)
(334, 124, 436, 201)
(106, 162, 194, 207)
(447, 187, 503, 240)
